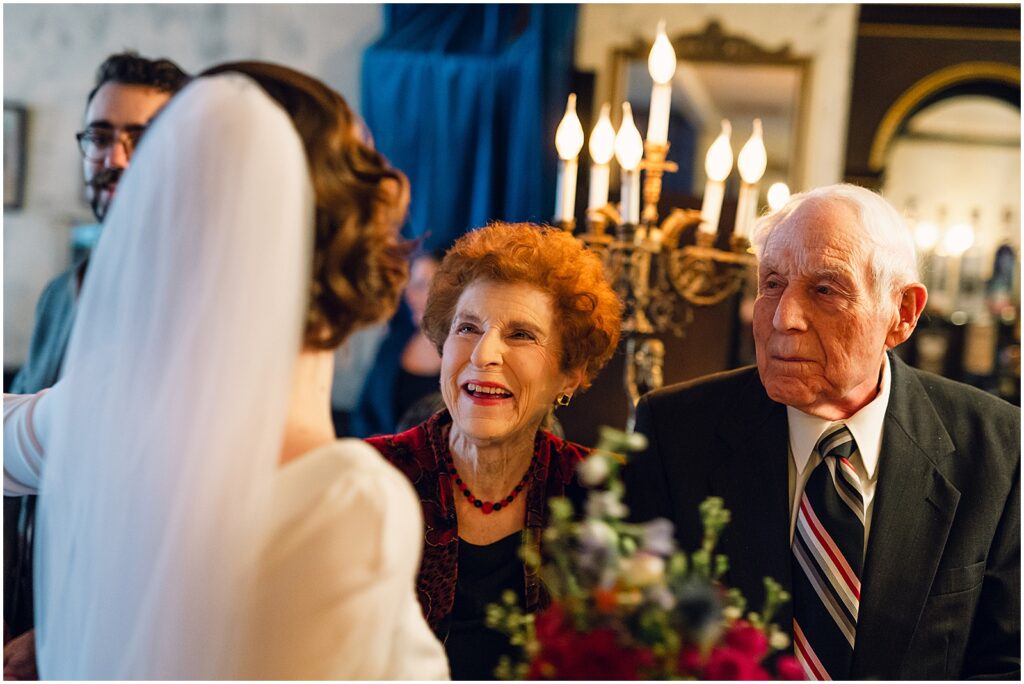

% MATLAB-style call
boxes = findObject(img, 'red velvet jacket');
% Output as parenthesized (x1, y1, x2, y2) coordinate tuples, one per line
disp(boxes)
(366, 410, 588, 639)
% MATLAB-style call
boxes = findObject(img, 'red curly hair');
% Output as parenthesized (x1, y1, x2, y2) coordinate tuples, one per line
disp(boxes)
(421, 223, 622, 390)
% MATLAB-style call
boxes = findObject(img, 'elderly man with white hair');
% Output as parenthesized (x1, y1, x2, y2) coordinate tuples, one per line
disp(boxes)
(624, 183, 1019, 680)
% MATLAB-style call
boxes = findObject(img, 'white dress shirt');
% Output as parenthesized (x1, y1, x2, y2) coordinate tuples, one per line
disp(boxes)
(787, 354, 892, 546)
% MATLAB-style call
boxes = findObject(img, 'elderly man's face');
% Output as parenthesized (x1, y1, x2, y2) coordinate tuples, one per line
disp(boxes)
(82, 83, 172, 221)
(752, 198, 900, 420)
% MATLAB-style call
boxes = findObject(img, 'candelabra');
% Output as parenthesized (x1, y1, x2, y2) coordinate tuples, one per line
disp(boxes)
(551, 20, 766, 429)
(572, 140, 756, 430)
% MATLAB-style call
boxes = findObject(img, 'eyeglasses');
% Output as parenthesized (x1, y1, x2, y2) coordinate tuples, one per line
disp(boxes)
(75, 126, 146, 162)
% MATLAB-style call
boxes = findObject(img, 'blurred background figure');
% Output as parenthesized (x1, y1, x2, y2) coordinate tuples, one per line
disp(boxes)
(351, 250, 444, 437)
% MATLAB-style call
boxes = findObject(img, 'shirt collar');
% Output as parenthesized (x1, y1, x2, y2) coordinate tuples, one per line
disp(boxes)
(788, 353, 891, 480)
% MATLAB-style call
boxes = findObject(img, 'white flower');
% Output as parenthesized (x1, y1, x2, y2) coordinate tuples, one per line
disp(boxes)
(770, 630, 791, 650)
(647, 584, 676, 610)
(579, 519, 617, 552)
(621, 552, 665, 587)
(723, 605, 743, 621)
(622, 431, 648, 452)
(585, 490, 628, 520)
(640, 518, 677, 556)
(577, 454, 611, 486)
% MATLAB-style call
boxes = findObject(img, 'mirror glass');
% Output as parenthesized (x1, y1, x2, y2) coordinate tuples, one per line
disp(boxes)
(613, 21, 810, 197)
(883, 95, 1020, 313)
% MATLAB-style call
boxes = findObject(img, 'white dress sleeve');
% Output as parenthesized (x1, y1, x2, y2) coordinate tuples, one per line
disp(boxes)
(4, 390, 52, 495)
(243, 439, 450, 680)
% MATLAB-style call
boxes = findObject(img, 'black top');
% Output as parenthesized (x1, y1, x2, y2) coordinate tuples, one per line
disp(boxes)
(394, 367, 439, 430)
(444, 531, 525, 680)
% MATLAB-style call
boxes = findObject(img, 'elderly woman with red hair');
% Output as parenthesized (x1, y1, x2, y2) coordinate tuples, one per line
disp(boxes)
(367, 222, 621, 679)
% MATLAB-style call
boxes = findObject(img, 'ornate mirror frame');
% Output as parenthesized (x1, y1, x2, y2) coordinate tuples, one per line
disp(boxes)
(608, 20, 812, 192)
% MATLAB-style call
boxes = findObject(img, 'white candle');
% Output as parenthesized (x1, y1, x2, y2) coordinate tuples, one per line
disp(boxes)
(554, 94, 584, 223)
(647, 83, 671, 146)
(554, 158, 579, 223)
(588, 103, 615, 210)
(700, 181, 725, 238)
(621, 169, 641, 225)
(734, 183, 759, 240)
(614, 103, 644, 226)
(699, 120, 733, 237)
(646, 20, 676, 145)
(588, 164, 609, 212)
(734, 119, 767, 239)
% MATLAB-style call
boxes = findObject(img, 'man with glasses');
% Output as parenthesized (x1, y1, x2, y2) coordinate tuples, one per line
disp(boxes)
(4, 51, 188, 679)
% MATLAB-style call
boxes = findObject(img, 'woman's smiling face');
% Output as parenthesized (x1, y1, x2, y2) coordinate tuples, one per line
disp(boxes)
(440, 279, 581, 446)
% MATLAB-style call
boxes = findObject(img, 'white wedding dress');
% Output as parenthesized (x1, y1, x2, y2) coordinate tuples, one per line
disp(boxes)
(3, 72, 448, 679)
(5, 397, 448, 680)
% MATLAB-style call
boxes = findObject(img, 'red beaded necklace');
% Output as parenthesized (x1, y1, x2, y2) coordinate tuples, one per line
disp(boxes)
(445, 452, 537, 515)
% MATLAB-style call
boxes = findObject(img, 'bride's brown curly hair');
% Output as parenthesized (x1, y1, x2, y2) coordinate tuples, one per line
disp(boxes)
(201, 61, 413, 349)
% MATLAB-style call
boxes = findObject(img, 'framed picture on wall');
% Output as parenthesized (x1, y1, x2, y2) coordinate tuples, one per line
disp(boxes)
(4, 102, 27, 210)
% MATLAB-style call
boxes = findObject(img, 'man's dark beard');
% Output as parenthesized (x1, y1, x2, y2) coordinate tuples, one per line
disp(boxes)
(88, 167, 123, 221)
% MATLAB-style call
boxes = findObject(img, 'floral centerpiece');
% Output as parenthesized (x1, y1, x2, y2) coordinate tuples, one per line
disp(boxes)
(486, 427, 803, 680)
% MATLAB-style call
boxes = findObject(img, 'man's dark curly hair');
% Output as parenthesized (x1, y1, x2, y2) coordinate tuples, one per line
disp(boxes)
(86, 51, 190, 105)
(200, 61, 414, 350)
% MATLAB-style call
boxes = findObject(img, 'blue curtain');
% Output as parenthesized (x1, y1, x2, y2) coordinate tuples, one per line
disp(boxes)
(361, 4, 578, 252)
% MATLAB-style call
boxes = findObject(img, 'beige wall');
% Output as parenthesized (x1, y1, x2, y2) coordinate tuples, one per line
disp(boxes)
(576, 3, 859, 191)
(3, 3, 383, 366)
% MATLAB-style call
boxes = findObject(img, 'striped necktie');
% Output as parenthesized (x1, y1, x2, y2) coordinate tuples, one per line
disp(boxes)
(791, 424, 865, 681)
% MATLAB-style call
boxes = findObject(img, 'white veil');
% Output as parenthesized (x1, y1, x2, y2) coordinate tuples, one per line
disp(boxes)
(34, 73, 314, 678)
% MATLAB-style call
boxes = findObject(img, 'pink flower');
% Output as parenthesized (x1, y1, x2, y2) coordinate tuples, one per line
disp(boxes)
(534, 604, 567, 642)
(530, 625, 654, 680)
(724, 620, 769, 660)
(677, 646, 704, 675)
(775, 655, 805, 680)
(703, 646, 769, 680)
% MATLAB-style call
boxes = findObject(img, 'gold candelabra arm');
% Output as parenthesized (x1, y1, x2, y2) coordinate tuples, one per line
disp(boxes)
(554, 217, 576, 234)
(608, 241, 655, 335)
(588, 203, 621, 231)
(666, 240, 756, 306)
(623, 336, 666, 432)
(656, 207, 703, 249)
(570, 135, 756, 422)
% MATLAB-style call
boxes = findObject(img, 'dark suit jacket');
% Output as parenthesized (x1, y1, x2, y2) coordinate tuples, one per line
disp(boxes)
(623, 353, 1020, 679)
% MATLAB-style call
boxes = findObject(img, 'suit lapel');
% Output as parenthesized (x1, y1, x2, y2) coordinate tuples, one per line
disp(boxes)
(711, 371, 792, 625)
(851, 355, 960, 677)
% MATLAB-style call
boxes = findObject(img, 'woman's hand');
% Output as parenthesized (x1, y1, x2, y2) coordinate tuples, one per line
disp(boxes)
(4, 628, 38, 680)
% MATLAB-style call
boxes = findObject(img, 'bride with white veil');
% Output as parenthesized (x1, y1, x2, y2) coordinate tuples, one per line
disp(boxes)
(4, 64, 448, 679)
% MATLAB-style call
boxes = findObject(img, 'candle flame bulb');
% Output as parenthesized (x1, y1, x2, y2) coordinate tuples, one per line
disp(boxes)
(555, 93, 584, 161)
(738, 119, 767, 184)
(614, 102, 644, 171)
(943, 222, 976, 257)
(766, 182, 791, 212)
(705, 120, 733, 183)
(914, 221, 940, 252)
(589, 103, 615, 165)
(648, 20, 677, 85)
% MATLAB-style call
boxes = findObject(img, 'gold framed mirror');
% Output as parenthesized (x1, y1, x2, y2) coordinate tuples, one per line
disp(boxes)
(609, 20, 811, 195)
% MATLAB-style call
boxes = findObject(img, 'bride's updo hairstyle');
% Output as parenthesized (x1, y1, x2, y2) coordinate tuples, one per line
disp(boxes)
(201, 61, 412, 349)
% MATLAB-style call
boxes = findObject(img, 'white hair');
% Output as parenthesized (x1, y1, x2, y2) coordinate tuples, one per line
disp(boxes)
(750, 183, 920, 301)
